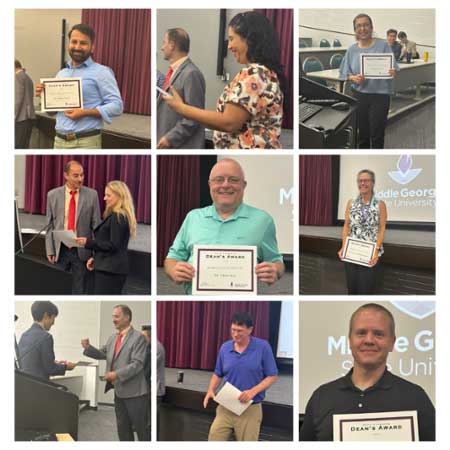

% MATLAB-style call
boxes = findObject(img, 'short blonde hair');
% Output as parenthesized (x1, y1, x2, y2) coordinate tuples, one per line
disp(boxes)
(104, 181, 137, 237)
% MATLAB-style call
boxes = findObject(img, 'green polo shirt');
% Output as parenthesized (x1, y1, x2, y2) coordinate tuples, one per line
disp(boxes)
(167, 203, 283, 294)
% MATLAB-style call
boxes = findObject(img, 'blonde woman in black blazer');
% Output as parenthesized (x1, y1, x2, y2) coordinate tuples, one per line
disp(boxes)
(76, 181, 137, 294)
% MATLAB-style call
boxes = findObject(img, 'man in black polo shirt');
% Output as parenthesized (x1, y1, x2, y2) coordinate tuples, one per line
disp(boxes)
(300, 303, 435, 441)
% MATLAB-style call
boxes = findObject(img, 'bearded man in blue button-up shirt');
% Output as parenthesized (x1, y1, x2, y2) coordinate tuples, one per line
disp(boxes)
(36, 24, 123, 149)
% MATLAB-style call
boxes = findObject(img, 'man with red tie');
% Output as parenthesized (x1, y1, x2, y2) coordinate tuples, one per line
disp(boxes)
(157, 27, 206, 149)
(45, 160, 101, 294)
(81, 305, 150, 441)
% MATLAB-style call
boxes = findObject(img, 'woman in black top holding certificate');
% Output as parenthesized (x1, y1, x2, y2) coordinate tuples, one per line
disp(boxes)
(76, 180, 137, 294)
(338, 169, 387, 294)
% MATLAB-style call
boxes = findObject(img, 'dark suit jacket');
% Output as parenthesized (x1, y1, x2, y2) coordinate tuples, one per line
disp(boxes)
(157, 58, 206, 148)
(85, 212, 130, 274)
(18, 323, 66, 380)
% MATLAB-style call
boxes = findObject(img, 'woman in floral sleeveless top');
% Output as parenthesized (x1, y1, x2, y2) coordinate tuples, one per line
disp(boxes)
(161, 11, 285, 149)
(338, 169, 387, 294)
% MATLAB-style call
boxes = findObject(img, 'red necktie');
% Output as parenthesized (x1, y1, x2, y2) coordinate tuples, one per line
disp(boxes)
(163, 67, 174, 90)
(67, 190, 76, 231)
(111, 333, 123, 370)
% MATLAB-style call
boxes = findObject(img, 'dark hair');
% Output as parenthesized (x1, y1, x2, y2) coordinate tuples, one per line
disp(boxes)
(64, 160, 83, 174)
(69, 24, 95, 43)
(31, 301, 59, 321)
(353, 13, 373, 31)
(349, 303, 396, 337)
(228, 12, 286, 94)
(15, 59, 22, 69)
(231, 311, 254, 328)
(386, 29, 397, 36)
(114, 304, 132, 322)
(166, 28, 190, 53)
(398, 31, 407, 39)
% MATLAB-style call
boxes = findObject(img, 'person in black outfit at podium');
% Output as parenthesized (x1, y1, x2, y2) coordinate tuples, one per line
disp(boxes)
(76, 181, 136, 294)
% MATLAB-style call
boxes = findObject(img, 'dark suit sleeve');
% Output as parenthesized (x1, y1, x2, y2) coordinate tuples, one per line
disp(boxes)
(85, 213, 128, 253)
(40, 334, 66, 377)
(299, 391, 319, 441)
(417, 388, 435, 441)
(164, 69, 205, 148)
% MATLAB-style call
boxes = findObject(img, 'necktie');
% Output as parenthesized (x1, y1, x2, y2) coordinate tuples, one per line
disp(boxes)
(67, 190, 76, 231)
(163, 67, 174, 90)
(111, 333, 123, 369)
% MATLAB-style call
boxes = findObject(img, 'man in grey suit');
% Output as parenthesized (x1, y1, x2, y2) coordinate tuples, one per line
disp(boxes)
(157, 28, 206, 149)
(15, 59, 35, 149)
(81, 305, 150, 441)
(18, 301, 76, 379)
(46, 160, 101, 294)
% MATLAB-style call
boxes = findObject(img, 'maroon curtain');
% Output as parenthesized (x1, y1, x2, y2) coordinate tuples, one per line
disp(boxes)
(81, 9, 151, 115)
(23, 155, 151, 224)
(256, 9, 293, 129)
(157, 301, 270, 370)
(300, 155, 333, 225)
(157, 156, 200, 266)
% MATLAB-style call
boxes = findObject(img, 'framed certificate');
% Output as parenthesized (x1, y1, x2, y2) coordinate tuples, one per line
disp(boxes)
(342, 236, 376, 267)
(41, 77, 83, 112)
(360, 53, 394, 79)
(333, 410, 419, 441)
(192, 245, 257, 295)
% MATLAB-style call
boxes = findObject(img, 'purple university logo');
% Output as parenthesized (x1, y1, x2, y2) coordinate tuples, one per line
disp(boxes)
(391, 301, 435, 320)
(388, 155, 422, 185)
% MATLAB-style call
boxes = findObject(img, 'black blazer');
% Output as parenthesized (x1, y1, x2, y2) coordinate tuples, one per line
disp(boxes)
(85, 212, 130, 274)
(18, 323, 66, 380)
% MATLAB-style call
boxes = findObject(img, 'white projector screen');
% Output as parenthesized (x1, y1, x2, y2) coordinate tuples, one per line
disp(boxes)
(338, 155, 435, 223)
(218, 155, 293, 254)
(277, 301, 294, 359)
(299, 301, 435, 413)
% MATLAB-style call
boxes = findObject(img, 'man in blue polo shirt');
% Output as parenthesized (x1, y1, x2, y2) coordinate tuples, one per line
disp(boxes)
(164, 157, 285, 294)
(203, 311, 278, 441)
(36, 23, 123, 149)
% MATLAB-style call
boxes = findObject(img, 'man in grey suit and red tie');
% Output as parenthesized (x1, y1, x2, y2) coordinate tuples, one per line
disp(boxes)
(157, 28, 206, 149)
(81, 305, 150, 441)
(45, 160, 101, 294)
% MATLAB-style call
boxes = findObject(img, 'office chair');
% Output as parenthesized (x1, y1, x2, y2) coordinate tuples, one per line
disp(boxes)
(299, 39, 309, 48)
(330, 53, 344, 69)
(333, 39, 342, 47)
(302, 57, 324, 73)
(320, 39, 331, 47)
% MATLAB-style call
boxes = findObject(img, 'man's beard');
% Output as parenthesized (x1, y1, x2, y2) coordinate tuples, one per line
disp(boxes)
(69, 49, 91, 63)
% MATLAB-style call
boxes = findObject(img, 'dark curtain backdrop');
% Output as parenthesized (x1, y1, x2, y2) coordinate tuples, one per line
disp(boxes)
(81, 9, 151, 115)
(256, 9, 293, 129)
(157, 301, 270, 370)
(300, 155, 333, 225)
(157, 156, 200, 266)
(24, 155, 151, 224)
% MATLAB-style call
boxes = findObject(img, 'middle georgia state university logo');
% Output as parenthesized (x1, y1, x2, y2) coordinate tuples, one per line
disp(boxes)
(391, 301, 435, 320)
(388, 155, 422, 185)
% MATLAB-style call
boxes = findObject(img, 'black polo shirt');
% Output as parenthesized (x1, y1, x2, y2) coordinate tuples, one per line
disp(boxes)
(300, 368, 435, 441)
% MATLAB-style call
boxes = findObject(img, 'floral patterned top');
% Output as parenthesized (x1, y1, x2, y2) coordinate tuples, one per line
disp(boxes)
(213, 63, 283, 149)
(349, 196, 384, 255)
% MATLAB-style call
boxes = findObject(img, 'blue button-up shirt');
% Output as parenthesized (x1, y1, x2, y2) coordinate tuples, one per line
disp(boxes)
(167, 203, 283, 294)
(55, 57, 123, 133)
(214, 336, 278, 404)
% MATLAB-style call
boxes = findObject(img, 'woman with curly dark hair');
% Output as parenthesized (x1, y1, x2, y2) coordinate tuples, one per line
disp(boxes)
(161, 11, 285, 149)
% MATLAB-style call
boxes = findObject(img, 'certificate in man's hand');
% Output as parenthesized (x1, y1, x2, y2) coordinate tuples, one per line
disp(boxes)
(342, 236, 376, 267)
(41, 77, 83, 112)
(214, 382, 253, 416)
(52, 230, 80, 248)
(192, 244, 257, 295)
(333, 410, 419, 441)
(360, 54, 394, 79)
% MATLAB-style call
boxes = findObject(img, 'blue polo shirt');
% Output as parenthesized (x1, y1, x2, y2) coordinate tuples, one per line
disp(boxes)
(214, 336, 278, 404)
(339, 38, 400, 94)
(167, 203, 283, 294)
(55, 57, 123, 133)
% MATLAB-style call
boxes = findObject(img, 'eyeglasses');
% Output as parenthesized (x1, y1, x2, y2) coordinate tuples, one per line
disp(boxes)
(210, 176, 242, 185)
(358, 179, 373, 185)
